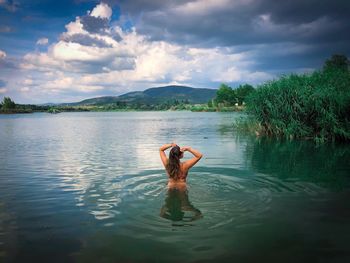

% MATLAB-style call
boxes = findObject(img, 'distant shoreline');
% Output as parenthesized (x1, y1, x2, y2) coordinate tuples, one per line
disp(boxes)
(0, 106, 245, 114)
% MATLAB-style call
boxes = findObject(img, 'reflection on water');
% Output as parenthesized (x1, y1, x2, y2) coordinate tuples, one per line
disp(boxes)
(0, 112, 350, 262)
(247, 138, 350, 189)
(160, 188, 202, 226)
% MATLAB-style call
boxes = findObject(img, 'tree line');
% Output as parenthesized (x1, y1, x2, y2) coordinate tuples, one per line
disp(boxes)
(209, 83, 255, 108)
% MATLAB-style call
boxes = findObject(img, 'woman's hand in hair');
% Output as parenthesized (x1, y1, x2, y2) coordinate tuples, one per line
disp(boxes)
(182, 147, 203, 171)
(160, 142, 177, 152)
(180, 146, 191, 152)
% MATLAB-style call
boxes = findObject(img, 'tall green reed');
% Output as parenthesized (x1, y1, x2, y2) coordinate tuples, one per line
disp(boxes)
(245, 69, 350, 142)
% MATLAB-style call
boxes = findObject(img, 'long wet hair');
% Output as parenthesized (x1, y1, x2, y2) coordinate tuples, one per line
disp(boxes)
(166, 145, 182, 180)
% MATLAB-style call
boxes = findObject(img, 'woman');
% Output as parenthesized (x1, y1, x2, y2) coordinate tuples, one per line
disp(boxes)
(159, 143, 203, 188)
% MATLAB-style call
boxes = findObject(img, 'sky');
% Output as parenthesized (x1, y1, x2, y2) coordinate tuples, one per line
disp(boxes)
(0, 0, 349, 103)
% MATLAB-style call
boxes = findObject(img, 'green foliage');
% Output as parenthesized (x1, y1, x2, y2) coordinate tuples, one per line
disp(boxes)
(190, 105, 216, 112)
(246, 62, 350, 142)
(1, 97, 16, 109)
(235, 84, 255, 105)
(216, 84, 236, 105)
(215, 83, 255, 107)
(324, 54, 349, 72)
(233, 116, 262, 134)
(47, 108, 61, 114)
(0, 98, 41, 113)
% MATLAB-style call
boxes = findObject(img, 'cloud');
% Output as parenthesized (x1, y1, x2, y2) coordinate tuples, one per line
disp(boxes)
(18, 1, 349, 103)
(21, 3, 270, 77)
(21, 18, 136, 74)
(22, 78, 33, 85)
(36, 38, 49, 45)
(0, 25, 12, 33)
(214, 67, 272, 83)
(118, 0, 350, 72)
(119, 0, 350, 45)
(0, 79, 7, 87)
(0, 79, 7, 94)
(0, 50, 6, 59)
(61, 33, 112, 48)
(80, 15, 109, 34)
(0, 49, 18, 69)
(0, 0, 18, 12)
(2, 0, 347, 103)
(15, 2, 279, 103)
(173, 0, 242, 16)
(21, 22, 268, 99)
(20, 87, 30, 92)
(0, 50, 8, 61)
(90, 2, 112, 19)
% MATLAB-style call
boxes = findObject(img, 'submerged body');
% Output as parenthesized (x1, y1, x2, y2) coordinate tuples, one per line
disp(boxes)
(159, 143, 203, 188)
(160, 186, 203, 224)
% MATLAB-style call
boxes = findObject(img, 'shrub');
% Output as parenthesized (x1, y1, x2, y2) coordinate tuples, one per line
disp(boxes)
(1, 97, 16, 109)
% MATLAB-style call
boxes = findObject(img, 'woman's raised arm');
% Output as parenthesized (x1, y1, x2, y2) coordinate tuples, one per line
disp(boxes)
(159, 142, 176, 167)
(159, 143, 176, 152)
(181, 146, 203, 170)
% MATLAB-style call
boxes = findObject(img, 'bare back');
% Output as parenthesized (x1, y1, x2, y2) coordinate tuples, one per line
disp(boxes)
(167, 162, 188, 189)
(166, 162, 188, 181)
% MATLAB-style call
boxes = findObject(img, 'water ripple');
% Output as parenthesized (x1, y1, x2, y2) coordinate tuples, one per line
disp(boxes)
(65, 166, 331, 236)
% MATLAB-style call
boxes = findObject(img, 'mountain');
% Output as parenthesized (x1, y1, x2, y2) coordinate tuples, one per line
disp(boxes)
(68, 85, 217, 106)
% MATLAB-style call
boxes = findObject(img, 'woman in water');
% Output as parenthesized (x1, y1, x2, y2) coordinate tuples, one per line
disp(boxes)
(159, 143, 203, 188)
(159, 143, 203, 223)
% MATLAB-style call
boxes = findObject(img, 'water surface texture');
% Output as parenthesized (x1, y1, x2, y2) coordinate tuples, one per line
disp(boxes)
(1, 112, 350, 262)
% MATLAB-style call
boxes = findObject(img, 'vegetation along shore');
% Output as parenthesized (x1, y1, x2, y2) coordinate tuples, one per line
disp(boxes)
(1, 54, 349, 143)
(235, 54, 350, 143)
(0, 85, 250, 113)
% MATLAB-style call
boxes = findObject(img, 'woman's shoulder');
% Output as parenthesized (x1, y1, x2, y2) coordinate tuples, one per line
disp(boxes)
(180, 163, 188, 177)
(180, 162, 188, 171)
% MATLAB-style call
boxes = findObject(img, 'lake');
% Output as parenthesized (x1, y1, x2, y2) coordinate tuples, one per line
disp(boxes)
(1, 111, 350, 262)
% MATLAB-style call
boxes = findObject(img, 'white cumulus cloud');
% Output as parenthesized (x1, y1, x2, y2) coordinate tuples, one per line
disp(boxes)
(17, 2, 274, 103)
(36, 38, 49, 45)
(90, 2, 112, 19)
(0, 50, 6, 59)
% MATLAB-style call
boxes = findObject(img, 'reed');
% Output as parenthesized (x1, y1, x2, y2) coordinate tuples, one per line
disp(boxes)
(245, 69, 350, 142)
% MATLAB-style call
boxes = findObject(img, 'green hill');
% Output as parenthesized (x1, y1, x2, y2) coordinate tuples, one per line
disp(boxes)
(68, 85, 217, 106)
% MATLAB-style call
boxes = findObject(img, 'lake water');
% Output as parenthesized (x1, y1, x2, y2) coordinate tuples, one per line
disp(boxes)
(0, 111, 350, 262)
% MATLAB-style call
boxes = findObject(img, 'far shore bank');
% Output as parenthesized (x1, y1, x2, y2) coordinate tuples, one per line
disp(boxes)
(0, 105, 245, 114)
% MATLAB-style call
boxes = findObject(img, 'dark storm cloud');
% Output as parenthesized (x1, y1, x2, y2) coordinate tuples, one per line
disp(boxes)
(119, 0, 350, 45)
(62, 56, 136, 74)
(115, 0, 350, 71)
(61, 33, 113, 48)
(80, 15, 109, 34)
(258, 0, 349, 24)
(109, 0, 190, 13)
